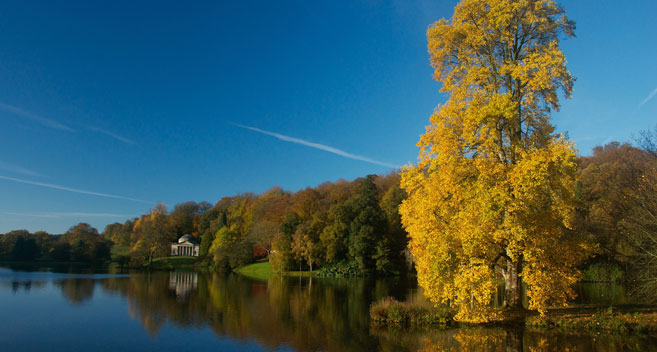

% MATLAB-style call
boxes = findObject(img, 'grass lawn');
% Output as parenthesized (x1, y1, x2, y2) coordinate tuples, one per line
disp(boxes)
(235, 261, 325, 280)
(235, 261, 273, 280)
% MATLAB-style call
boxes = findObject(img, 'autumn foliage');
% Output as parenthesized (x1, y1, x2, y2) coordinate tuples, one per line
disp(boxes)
(400, 0, 592, 321)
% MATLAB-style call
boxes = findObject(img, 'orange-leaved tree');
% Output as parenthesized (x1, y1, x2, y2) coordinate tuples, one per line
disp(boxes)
(400, 0, 592, 322)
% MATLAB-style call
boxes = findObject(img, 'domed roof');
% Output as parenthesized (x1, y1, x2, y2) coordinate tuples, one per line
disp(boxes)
(178, 234, 193, 243)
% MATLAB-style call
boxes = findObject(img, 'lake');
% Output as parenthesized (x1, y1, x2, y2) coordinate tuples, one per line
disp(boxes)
(1, 265, 655, 351)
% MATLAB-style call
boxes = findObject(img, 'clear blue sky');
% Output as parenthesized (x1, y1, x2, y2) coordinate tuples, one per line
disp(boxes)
(1, 1, 656, 234)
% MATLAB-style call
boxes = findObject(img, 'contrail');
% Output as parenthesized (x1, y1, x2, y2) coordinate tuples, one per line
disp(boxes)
(0, 175, 154, 204)
(0, 102, 74, 132)
(87, 126, 136, 145)
(232, 123, 400, 169)
(640, 87, 657, 106)
(5, 211, 129, 219)
(0, 161, 47, 178)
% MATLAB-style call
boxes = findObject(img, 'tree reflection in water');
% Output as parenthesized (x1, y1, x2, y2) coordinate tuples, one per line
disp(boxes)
(57, 278, 95, 305)
(40, 271, 655, 352)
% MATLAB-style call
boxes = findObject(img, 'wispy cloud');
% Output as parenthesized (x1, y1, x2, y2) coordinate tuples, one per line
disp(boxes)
(0, 102, 74, 132)
(639, 87, 657, 107)
(0, 102, 136, 145)
(87, 126, 136, 145)
(4, 211, 129, 219)
(0, 161, 47, 178)
(0, 175, 154, 204)
(232, 123, 400, 169)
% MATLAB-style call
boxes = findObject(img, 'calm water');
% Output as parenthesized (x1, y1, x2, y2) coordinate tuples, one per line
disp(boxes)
(0, 265, 655, 352)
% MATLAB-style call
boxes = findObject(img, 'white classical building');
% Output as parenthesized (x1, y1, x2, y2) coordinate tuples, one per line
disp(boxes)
(171, 234, 200, 257)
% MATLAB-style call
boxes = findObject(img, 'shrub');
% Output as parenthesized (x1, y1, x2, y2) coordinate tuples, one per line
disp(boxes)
(317, 260, 361, 277)
(370, 297, 454, 328)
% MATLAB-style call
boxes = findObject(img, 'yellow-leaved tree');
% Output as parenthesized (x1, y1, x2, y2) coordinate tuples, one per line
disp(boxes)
(400, 0, 592, 322)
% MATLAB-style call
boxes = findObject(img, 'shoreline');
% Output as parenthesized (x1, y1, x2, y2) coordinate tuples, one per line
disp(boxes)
(370, 297, 657, 334)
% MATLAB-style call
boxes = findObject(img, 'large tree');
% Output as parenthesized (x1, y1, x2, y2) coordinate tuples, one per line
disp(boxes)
(170, 201, 211, 236)
(348, 175, 387, 273)
(400, 0, 590, 321)
(131, 206, 176, 265)
(62, 223, 111, 262)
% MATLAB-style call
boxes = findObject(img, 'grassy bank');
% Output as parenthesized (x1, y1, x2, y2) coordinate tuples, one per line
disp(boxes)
(234, 261, 273, 280)
(234, 261, 324, 280)
(369, 297, 657, 334)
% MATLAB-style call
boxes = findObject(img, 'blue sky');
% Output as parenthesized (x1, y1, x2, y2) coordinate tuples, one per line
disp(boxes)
(1, 0, 656, 234)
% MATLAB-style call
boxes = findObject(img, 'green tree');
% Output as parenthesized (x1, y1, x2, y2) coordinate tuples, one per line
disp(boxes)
(33, 231, 55, 259)
(70, 240, 90, 262)
(320, 201, 355, 263)
(11, 236, 40, 261)
(379, 180, 409, 271)
(0, 230, 29, 258)
(210, 225, 253, 271)
(199, 209, 228, 257)
(348, 175, 387, 273)
(51, 241, 71, 261)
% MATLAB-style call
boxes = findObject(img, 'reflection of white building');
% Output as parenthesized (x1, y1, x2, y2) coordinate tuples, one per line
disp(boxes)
(168, 271, 198, 299)
(170, 234, 199, 257)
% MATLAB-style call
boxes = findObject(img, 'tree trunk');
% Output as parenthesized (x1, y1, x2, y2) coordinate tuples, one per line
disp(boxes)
(504, 259, 523, 309)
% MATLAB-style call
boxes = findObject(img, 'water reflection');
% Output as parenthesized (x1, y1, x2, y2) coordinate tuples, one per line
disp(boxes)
(99, 272, 657, 351)
(95, 273, 423, 351)
(1, 267, 656, 351)
(1, 279, 46, 293)
(378, 327, 656, 352)
(57, 278, 96, 305)
(169, 271, 197, 300)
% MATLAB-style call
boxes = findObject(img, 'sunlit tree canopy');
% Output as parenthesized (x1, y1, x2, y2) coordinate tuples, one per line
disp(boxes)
(400, 0, 593, 322)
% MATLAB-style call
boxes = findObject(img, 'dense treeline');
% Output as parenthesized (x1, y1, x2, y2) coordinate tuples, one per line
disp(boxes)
(102, 172, 409, 276)
(575, 126, 657, 300)
(0, 223, 111, 263)
(1, 126, 656, 285)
